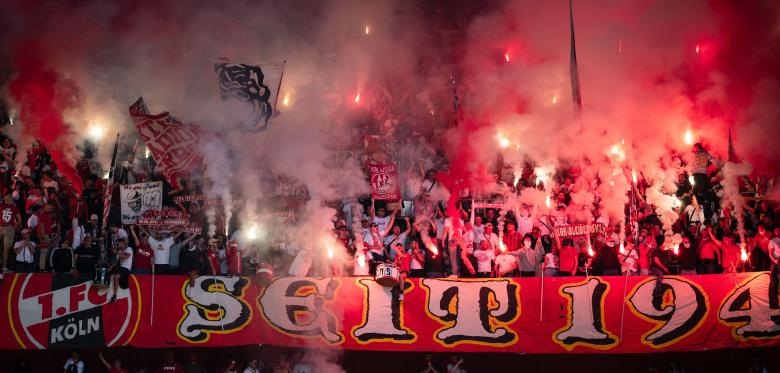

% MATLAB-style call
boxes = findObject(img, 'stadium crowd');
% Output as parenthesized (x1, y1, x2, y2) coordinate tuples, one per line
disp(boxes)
(0, 110, 777, 299)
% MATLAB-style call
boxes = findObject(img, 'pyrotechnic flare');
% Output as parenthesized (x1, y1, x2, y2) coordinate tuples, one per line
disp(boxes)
(499, 241, 507, 253)
(364, 25, 370, 35)
(695, 44, 700, 54)
(497, 134, 510, 148)
(689, 175, 696, 186)
(740, 246, 748, 262)
(684, 129, 694, 145)
(673, 244, 679, 256)
(545, 195, 551, 209)
(632, 170, 638, 184)
(327, 247, 334, 259)
(357, 254, 366, 268)
(504, 52, 510, 63)
(354, 93, 361, 104)
(619, 242, 626, 255)
(88, 123, 105, 141)
(282, 92, 291, 107)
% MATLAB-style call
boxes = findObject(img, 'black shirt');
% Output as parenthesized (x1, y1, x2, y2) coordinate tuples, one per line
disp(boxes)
(180, 246, 204, 273)
(74, 244, 100, 274)
(595, 245, 620, 272)
(50, 247, 73, 273)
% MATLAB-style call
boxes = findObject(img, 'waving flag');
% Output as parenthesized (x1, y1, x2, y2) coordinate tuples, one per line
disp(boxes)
(215, 60, 284, 132)
(129, 98, 204, 190)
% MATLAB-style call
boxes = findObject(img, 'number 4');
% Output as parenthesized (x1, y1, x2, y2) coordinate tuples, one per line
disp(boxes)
(719, 272, 780, 340)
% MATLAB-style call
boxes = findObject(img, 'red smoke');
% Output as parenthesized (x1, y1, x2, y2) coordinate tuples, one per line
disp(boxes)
(8, 41, 84, 195)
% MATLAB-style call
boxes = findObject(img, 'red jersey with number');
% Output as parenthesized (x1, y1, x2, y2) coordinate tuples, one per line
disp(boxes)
(134, 243, 155, 270)
(0, 203, 19, 227)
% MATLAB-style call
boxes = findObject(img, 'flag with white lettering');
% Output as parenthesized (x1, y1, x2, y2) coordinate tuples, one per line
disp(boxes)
(369, 163, 401, 200)
(129, 97, 205, 190)
(215, 60, 284, 132)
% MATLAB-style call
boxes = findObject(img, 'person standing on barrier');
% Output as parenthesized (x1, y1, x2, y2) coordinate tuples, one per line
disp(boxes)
(768, 229, 780, 309)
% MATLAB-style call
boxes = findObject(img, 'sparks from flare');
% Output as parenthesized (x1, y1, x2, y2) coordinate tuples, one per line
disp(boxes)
(504, 52, 510, 63)
(689, 175, 696, 186)
(619, 243, 626, 255)
(545, 195, 551, 209)
(354, 93, 361, 104)
(144, 147, 150, 159)
(551, 95, 558, 104)
(740, 245, 748, 262)
(327, 247, 334, 259)
(695, 44, 700, 54)
(632, 170, 638, 184)
(499, 241, 507, 253)
(364, 25, 371, 35)
(673, 244, 679, 256)
(282, 92, 291, 106)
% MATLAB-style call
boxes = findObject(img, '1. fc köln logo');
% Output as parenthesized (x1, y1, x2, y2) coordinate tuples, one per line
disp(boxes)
(6, 274, 141, 349)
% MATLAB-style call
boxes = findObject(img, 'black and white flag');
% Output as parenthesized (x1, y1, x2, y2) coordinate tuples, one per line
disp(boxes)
(215, 60, 284, 132)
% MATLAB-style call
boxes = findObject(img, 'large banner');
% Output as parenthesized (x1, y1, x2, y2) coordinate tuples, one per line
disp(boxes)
(369, 163, 400, 200)
(3, 273, 780, 352)
(129, 98, 206, 190)
(119, 182, 163, 224)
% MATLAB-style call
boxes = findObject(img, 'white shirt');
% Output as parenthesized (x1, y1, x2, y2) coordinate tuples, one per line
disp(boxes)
(149, 236, 174, 265)
(384, 232, 407, 247)
(242, 368, 259, 373)
(27, 214, 38, 229)
(496, 253, 517, 274)
(769, 238, 780, 262)
(293, 363, 313, 373)
(410, 249, 424, 270)
(112, 228, 129, 242)
(120, 246, 133, 270)
(14, 240, 35, 263)
(63, 358, 85, 373)
(516, 214, 534, 236)
(684, 205, 704, 224)
(473, 249, 496, 273)
(473, 224, 486, 245)
(373, 215, 391, 233)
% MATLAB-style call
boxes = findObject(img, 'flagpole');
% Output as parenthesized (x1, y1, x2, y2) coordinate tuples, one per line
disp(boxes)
(569, 0, 583, 117)
(102, 134, 120, 260)
(272, 60, 287, 114)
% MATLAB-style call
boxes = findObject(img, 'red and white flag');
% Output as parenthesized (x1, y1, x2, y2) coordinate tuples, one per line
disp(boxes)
(369, 163, 400, 200)
(129, 98, 205, 190)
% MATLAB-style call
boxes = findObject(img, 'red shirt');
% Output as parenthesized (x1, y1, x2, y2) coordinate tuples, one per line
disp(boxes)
(207, 251, 220, 275)
(227, 245, 241, 274)
(699, 240, 719, 260)
(503, 231, 522, 252)
(0, 203, 19, 227)
(134, 243, 155, 270)
(559, 246, 578, 275)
